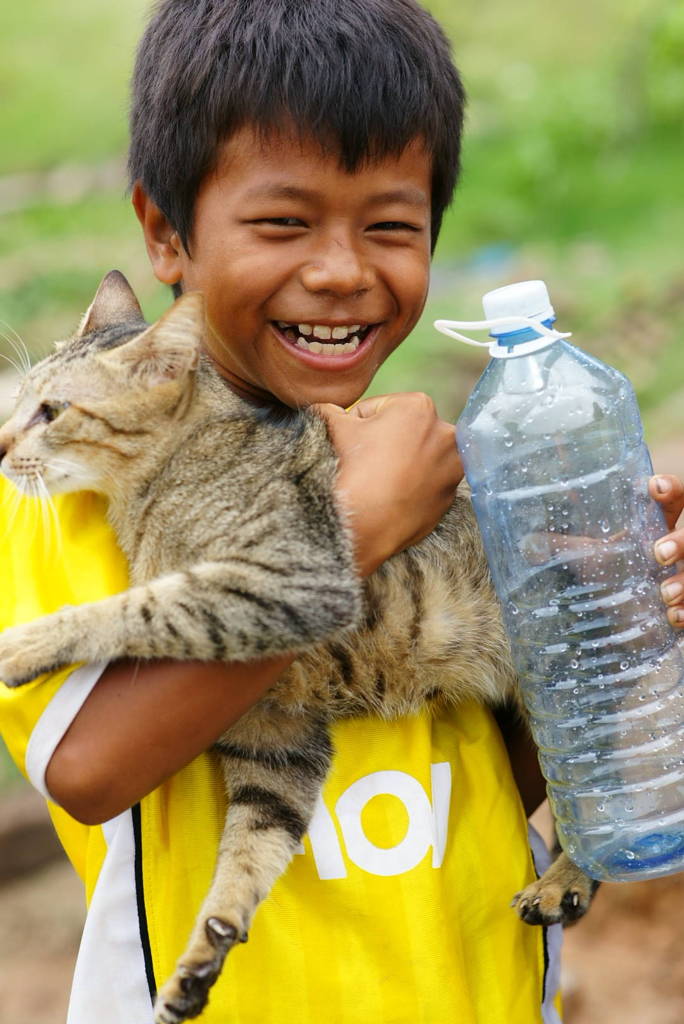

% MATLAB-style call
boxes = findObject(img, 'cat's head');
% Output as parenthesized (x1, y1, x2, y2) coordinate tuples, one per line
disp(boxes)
(0, 271, 204, 498)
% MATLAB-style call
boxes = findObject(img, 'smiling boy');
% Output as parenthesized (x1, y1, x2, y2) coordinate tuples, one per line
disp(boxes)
(134, 130, 432, 411)
(1, 2, 568, 1022)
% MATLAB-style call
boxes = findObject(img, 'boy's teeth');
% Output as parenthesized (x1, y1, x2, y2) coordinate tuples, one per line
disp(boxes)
(296, 336, 360, 355)
(278, 321, 366, 341)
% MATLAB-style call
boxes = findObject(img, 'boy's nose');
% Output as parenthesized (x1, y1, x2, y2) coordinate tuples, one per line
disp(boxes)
(300, 240, 374, 296)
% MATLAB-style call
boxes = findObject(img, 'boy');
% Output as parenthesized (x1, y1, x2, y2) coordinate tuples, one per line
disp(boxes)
(2, 1, 680, 1021)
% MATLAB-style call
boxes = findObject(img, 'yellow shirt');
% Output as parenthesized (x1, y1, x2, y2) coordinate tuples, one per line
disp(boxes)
(0, 479, 562, 1023)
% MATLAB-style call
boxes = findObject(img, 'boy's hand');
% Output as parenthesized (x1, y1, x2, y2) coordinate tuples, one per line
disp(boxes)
(651, 475, 684, 626)
(315, 393, 463, 577)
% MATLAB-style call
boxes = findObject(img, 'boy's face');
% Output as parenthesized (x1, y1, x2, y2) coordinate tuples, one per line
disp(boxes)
(138, 126, 432, 408)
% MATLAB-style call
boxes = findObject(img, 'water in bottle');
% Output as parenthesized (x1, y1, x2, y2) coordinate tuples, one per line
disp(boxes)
(435, 280, 684, 882)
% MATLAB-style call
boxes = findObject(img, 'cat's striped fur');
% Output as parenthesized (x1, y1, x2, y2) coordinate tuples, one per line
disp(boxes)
(0, 272, 595, 1024)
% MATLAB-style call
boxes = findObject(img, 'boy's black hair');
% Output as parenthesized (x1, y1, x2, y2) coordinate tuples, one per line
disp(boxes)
(129, 0, 466, 253)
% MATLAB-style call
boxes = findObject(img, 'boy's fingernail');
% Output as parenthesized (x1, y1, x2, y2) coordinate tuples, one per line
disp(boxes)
(661, 580, 683, 602)
(673, 608, 684, 624)
(655, 476, 670, 494)
(656, 540, 677, 563)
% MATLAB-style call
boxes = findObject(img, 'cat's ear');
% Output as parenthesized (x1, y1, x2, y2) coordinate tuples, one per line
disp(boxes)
(98, 292, 204, 387)
(78, 270, 144, 337)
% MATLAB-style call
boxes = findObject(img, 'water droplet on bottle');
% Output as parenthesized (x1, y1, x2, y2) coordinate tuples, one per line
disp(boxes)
(570, 659, 579, 669)
(625, 850, 636, 861)
(620, 660, 630, 671)
(600, 520, 610, 533)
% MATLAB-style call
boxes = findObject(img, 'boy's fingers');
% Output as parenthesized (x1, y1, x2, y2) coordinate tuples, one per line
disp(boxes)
(654, 526, 684, 568)
(344, 392, 436, 420)
(312, 396, 395, 421)
(662, 569, 684, 627)
(650, 475, 684, 532)
(313, 402, 347, 421)
(344, 395, 392, 418)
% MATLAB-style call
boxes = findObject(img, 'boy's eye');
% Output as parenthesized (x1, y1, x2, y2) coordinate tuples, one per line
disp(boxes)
(255, 217, 307, 228)
(368, 221, 421, 233)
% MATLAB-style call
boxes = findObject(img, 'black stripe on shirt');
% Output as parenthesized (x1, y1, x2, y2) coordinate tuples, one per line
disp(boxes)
(541, 924, 549, 1004)
(132, 803, 157, 1002)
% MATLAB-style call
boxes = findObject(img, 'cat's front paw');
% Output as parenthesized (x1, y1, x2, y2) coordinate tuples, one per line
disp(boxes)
(0, 620, 75, 687)
(512, 853, 598, 926)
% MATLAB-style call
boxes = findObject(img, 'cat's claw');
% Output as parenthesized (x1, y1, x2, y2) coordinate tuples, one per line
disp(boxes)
(153, 918, 243, 1024)
(511, 874, 597, 926)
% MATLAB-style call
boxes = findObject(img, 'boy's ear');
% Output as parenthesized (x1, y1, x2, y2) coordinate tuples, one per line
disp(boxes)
(132, 182, 185, 287)
(98, 292, 204, 387)
(78, 270, 144, 336)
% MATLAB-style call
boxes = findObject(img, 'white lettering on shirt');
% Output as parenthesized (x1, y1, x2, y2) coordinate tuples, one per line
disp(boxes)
(296, 762, 452, 880)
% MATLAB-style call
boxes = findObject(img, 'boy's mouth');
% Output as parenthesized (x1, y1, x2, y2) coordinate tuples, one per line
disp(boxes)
(272, 321, 375, 356)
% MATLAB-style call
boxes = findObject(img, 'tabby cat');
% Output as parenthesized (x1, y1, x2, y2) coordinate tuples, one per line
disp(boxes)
(0, 272, 594, 1024)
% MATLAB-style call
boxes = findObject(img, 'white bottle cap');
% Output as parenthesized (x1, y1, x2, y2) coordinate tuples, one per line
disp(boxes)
(482, 280, 555, 325)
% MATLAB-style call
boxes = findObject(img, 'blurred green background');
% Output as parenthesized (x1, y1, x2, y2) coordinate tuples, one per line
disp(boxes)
(0, 0, 683, 783)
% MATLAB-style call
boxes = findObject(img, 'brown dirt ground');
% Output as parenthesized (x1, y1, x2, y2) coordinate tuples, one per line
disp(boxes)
(0, 855, 83, 1024)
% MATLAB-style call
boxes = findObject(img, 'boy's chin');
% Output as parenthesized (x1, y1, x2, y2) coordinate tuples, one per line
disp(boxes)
(264, 373, 371, 411)
(278, 382, 368, 411)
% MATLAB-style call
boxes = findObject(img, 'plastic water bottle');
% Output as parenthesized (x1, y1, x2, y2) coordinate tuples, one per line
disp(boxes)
(435, 280, 684, 882)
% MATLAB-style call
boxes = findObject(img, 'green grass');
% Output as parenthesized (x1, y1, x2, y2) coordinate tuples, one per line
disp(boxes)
(0, 0, 144, 174)
(1, 0, 683, 438)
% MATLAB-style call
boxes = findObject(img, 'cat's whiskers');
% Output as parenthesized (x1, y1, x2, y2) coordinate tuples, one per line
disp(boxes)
(48, 456, 87, 487)
(0, 475, 26, 539)
(35, 471, 64, 558)
(0, 349, 27, 378)
(0, 321, 32, 375)
(10, 475, 43, 549)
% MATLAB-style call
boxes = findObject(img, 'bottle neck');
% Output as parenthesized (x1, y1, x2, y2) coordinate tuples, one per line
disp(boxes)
(433, 315, 571, 359)
(490, 316, 556, 348)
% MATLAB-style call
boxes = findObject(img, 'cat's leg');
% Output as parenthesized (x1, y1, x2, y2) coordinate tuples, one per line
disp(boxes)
(0, 559, 361, 686)
(512, 848, 599, 926)
(154, 711, 333, 1024)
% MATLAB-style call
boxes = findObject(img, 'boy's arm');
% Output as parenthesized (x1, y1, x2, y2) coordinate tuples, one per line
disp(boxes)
(46, 392, 462, 824)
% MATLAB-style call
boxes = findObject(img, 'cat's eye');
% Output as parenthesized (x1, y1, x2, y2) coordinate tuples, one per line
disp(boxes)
(38, 401, 70, 423)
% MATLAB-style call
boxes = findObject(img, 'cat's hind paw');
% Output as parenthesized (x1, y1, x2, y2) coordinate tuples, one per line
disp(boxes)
(0, 621, 73, 687)
(512, 857, 598, 926)
(154, 917, 245, 1024)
